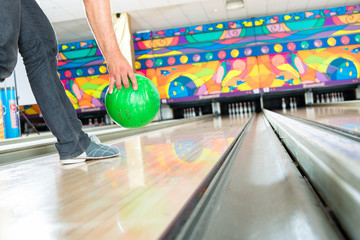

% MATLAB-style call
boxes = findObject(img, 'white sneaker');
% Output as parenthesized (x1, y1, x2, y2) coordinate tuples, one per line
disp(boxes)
(60, 135, 120, 165)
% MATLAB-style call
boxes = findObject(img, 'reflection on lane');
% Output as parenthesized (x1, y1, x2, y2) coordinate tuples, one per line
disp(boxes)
(282, 106, 360, 133)
(0, 115, 252, 240)
(90, 116, 251, 239)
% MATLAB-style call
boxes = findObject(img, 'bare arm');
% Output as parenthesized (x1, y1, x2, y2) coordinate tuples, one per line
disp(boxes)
(83, 0, 137, 93)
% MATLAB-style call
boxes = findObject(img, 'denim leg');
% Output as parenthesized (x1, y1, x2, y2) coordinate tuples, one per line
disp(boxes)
(18, 0, 90, 159)
(0, 0, 20, 80)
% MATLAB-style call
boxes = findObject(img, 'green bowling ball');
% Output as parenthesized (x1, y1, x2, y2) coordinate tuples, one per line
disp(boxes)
(105, 74, 160, 128)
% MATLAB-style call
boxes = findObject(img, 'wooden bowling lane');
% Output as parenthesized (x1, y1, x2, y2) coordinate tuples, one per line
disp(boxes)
(188, 114, 341, 240)
(0, 116, 213, 165)
(279, 105, 360, 134)
(0, 115, 251, 240)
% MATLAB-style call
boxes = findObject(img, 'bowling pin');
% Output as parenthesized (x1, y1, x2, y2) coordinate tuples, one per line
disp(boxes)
(232, 103, 235, 115)
(293, 97, 297, 109)
(199, 107, 202, 116)
(326, 93, 330, 103)
(244, 102, 248, 117)
(228, 104, 232, 116)
(248, 102, 251, 114)
(316, 95, 320, 104)
(321, 94, 325, 103)
(281, 98, 286, 111)
(341, 92, 344, 101)
(235, 103, 239, 115)
(105, 114, 112, 125)
(290, 98, 294, 109)
(252, 102, 255, 113)
(239, 102, 243, 114)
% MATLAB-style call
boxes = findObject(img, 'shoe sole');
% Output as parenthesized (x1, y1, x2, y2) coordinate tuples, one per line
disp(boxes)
(60, 153, 120, 165)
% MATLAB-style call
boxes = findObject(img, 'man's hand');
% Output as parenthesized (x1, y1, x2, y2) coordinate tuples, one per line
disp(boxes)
(83, 0, 137, 94)
(107, 52, 137, 94)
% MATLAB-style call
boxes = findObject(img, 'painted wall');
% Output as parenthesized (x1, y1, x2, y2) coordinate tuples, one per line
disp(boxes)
(133, 4, 360, 103)
(20, 5, 360, 116)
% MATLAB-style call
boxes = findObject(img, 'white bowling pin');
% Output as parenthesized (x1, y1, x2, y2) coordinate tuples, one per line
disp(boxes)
(321, 94, 325, 103)
(199, 107, 202, 116)
(316, 95, 320, 104)
(282, 98, 286, 110)
(239, 102, 243, 114)
(235, 103, 239, 115)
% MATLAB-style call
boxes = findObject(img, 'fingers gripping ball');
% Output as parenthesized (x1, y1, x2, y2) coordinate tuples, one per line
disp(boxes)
(105, 74, 160, 128)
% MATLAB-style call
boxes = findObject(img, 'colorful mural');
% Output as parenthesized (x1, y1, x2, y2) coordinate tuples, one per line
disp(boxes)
(258, 44, 360, 89)
(20, 104, 41, 116)
(137, 57, 260, 101)
(133, 4, 360, 103)
(61, 75, 109, 110)
(133, 5, 360, 41)
(57, 40, 109, 113)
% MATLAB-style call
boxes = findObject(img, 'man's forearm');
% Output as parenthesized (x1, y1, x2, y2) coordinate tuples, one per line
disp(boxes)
(83, 0, 122, 62)
(83, 0, 137, 92)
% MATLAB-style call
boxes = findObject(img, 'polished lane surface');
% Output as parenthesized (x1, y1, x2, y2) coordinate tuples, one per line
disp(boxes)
(0, 115, 250, 240)
(265, 109, 360, 239)
(179, 114, 341, 240)
(281, 105, 360, 134)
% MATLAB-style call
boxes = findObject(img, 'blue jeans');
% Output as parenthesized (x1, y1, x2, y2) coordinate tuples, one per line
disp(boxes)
(0, 0, 90, 159)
